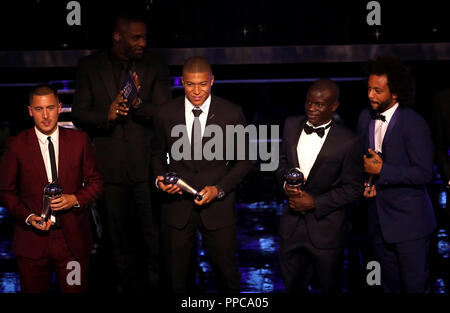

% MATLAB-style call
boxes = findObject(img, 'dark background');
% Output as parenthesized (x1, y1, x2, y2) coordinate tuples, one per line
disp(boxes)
(1, 0, 449, 134)
(0, 0, 449, 49)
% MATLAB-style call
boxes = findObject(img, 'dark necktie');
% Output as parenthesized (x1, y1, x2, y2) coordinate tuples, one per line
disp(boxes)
(303, 123, 331, 138)
(191, 108, 203, 161)
(47, 136, 57, 182)
(370, 110, 386, 122)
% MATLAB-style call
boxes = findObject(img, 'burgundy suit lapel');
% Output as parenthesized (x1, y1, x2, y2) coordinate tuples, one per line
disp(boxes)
(57, 127, 68, 185)
(27, 129, 49, 187)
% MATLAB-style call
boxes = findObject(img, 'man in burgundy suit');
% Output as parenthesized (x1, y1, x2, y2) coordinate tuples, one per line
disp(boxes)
(0, 85, 104, 293)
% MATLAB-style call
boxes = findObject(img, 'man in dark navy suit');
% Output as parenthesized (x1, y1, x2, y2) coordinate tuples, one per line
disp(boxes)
(277, 79, 363, 293)
(357, 56, 436, 293)
(433, 88, 450, 226)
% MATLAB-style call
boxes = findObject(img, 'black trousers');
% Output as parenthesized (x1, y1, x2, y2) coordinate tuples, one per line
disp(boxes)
(101, 180, 160, 292)
(161, 208, 240, 293)
(279, 217, 344, 293)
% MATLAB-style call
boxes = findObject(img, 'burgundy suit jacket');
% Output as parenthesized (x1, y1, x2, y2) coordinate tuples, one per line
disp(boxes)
(0, 127, 104, 259)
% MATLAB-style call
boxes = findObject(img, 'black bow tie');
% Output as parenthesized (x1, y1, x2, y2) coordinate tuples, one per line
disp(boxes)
(370, 110, 386, 122)
(303, 123, 331, 138)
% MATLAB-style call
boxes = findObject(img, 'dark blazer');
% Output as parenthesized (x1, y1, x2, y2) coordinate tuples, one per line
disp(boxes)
(357, 107, 437, 243)
(151, 95, 252, 230)
(72, 50, 171, 183)
(277, 116, 364, 249)
(0, 127, 104, 259)
(433, 88, 450, 184)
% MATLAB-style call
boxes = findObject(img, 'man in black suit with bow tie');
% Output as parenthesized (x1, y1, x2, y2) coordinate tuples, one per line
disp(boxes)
(277, 78, 364, 293)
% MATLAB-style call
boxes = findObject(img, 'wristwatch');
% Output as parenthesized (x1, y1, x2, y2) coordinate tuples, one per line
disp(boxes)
(216, 185, 225, 199)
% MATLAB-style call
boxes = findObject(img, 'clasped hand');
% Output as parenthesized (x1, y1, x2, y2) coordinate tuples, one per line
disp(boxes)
(284, 185, 315, 212)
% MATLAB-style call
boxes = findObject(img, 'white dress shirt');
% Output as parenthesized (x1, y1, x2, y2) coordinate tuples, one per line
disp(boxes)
(25, 127, 59, 225)
(296, 120, 332, 180)
(155, 96, 211, 189)
(184, 95, 211, 143)
(374, 103, 399, 153)
(35, 127, 59, 183)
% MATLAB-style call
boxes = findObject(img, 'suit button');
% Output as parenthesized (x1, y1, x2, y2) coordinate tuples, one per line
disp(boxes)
(194, 170, 199, 174)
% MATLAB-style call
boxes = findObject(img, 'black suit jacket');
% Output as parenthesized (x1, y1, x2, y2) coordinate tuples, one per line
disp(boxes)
(277, 116, 364, 249)
(72, 50, 171, 183)
(433, 88, 450, 184)
(151, 95, 252, 230)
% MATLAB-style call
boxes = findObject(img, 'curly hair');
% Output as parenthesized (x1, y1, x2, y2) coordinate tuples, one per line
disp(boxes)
(364, 55, 416, 106)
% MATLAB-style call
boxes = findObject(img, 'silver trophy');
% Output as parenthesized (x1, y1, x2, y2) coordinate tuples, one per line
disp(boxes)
(284, 168, 305, 190)
(38, 182, 63, 226)
(163, 172, 203, 201)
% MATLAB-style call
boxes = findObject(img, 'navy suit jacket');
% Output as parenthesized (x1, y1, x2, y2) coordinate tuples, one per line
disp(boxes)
(357, 107, 436, 243)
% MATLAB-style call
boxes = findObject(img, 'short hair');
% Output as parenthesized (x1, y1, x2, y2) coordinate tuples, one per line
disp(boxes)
(113, 13, 147, 34)
(29, 84, 59, 105)
(307, 78, 340, 102)
(182, 57, 213, 76)
(364, 55, 415, 106)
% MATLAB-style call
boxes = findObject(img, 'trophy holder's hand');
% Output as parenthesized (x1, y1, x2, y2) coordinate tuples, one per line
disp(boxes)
(363, 148, 383, 175)
(108, 90, 129, 121)
(51, 194, 78, 211)
(284, 183, 302, 198)
(157, 176, 182, 195)
(29, 215, 52, 231)
(364, 185, 377, 198)
(288, 191, 315, 212)
(194, 186, 218, 206)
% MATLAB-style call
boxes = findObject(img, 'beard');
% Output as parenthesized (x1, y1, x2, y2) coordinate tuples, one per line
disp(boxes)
(376, 97, 393, 113)
(127, 47, 144, 61)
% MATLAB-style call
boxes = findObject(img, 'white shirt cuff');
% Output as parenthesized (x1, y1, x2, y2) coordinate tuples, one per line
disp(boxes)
(155, 178, 160, 189)
(25, 214, 35, 225)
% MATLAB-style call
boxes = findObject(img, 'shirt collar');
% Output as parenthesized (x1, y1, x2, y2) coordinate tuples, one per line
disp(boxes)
(306, 119, 332, 129)
(35, 126, 59, 145)
(185, 95, 211, 115)
(381, 102, 399, 123)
